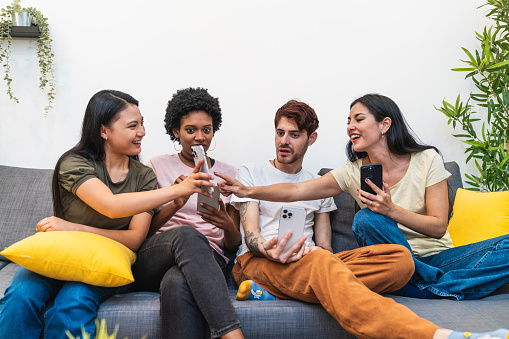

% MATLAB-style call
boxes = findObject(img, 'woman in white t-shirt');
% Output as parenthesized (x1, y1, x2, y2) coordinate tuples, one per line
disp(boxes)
(217, 93, 509, 302)
(132, 88, 243, 339)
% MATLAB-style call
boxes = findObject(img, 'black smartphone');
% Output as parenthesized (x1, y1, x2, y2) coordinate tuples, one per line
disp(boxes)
(360, 163, 383, 195)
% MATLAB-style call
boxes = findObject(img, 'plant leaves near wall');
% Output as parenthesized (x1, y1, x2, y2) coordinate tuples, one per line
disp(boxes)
(436, 0, 509, 192)
(0, 1, 55, 116)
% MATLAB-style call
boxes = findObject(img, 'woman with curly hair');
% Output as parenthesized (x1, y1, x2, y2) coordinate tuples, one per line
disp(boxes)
(132, 87, 243, 339)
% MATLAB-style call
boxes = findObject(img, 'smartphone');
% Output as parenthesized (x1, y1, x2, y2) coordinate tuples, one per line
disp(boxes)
(278, 207, 306, 252)
(191, 145, 214, 195)
(360, 163, 383, 195)
(197, 187, 220, 215)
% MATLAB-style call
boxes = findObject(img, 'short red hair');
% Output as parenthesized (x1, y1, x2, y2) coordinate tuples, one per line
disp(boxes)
(274, 100, 319, 136)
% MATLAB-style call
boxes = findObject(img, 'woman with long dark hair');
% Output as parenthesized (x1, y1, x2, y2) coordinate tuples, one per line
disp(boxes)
(217, 93, 509, 339)
(0, 90, 213, 339)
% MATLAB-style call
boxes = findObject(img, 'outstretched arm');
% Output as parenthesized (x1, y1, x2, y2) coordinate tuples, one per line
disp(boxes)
(76, 160, 213, 219)
(216, 171, 343, 203)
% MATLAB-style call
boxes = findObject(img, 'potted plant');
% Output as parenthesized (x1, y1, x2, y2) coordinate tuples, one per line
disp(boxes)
(436, 0, 509, 192)
(10, 0, 20, 25)
(0, 0, 55, 116)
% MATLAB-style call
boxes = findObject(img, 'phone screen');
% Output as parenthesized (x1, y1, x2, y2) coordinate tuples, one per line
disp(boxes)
(360, 163, 383, 195)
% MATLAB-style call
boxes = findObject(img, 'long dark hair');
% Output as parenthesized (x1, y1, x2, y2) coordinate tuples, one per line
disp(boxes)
(346, 94, 438, 161)
(52, 90, 139, 218)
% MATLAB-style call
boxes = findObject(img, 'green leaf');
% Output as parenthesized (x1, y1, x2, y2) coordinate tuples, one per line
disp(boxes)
(488, 60, 509, 69)
(452, 67, 476, 72)
(463, 140, 485, 147)
(461, 47, 477, 65)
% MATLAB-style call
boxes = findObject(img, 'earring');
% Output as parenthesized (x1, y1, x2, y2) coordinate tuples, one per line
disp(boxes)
(173, 141, 182, 152)
(208, 137, 216, 152)
(381, 132, 385, 138)
(105, 137, 108, 141)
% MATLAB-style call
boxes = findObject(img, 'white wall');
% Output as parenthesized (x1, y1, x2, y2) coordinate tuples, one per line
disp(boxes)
(0, 0, 493, 182)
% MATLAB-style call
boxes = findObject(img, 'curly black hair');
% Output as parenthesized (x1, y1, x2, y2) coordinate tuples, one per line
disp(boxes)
(164, 87, 222, 142)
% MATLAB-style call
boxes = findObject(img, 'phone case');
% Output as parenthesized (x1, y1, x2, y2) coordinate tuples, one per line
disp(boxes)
(197, 188, 220, 215)
(277, 207, 306, 252)
(191, 145, 214, 194)
(360, 163, 383, 195)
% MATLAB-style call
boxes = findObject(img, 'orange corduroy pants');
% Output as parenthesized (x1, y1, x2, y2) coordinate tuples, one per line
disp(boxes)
(232, 244, 440, 339)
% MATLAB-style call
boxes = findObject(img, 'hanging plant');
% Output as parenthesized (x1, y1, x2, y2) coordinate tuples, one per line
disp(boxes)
(0, 0, 55, 116)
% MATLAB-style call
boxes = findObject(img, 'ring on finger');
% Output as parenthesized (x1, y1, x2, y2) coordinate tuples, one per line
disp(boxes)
(370, 200, 373, 205)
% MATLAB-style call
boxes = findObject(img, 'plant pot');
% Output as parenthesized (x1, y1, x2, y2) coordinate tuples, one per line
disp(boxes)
(11, 12, 20, 26)
(19, 11, 32, 26)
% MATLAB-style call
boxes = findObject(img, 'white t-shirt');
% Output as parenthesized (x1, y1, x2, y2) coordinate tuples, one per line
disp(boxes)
(232, 161, 337, 257)
(147, 154, 238, 262)
(330, 148, 453, 258)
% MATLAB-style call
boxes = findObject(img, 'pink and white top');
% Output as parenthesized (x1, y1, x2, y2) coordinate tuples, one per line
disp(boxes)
(146, 154, 238, 262)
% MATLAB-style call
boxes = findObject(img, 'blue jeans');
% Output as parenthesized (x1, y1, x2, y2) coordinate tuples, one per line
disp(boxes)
(131, 226, 241, 339)
(352, 208, 509, 300)
(0, 267, 127, 339)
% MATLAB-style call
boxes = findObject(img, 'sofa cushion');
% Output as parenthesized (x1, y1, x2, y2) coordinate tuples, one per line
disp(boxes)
(447, 189, 509, 247)
(1, 231, 136, 287)
(0, 165, 53, 261)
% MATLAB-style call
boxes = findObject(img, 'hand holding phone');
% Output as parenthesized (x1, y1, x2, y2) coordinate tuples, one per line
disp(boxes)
(360, 163, 383, 195)
(278, 207, 306, 252)
(191, 145, 214, 195)
(197, 188, 220, 215)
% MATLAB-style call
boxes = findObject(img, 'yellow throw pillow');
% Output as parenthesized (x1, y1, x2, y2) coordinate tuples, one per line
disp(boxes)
(448, 188, 509, 247)
(1, 231, 136, 287)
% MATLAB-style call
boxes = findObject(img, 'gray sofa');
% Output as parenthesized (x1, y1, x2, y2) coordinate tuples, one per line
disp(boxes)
(0, 162, 508, 338)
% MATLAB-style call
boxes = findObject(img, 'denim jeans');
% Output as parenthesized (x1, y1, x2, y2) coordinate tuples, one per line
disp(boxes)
(0, 267, 127, 339)
(352, 208, 509, 300)
(131, 226, 241, 339)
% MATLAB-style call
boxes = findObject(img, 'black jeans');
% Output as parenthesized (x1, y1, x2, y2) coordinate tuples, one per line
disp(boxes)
(132, 226, 241, 339)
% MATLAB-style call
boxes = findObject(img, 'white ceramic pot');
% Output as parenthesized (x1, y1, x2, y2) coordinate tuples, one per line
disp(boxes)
(20, 11, 31, 26)
(11, 12, 20, 26)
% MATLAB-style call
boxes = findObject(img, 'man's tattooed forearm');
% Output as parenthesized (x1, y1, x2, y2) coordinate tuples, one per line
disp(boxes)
(245, 230, 264, 257)
(239, 202, 248, 223)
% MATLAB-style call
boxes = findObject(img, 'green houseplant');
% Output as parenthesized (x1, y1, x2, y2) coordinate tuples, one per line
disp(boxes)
(436, 0, 509, 192)
(0, 0, 55, 115)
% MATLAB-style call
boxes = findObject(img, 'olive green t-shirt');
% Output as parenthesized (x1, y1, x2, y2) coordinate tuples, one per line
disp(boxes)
(59, 154, 157, 230)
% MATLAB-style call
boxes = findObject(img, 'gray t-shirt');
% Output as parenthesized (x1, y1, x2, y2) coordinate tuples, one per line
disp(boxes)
(59, 154, 157, 230)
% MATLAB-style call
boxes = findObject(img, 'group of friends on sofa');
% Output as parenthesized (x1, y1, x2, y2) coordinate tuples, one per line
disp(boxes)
(0, 87, 508, 339)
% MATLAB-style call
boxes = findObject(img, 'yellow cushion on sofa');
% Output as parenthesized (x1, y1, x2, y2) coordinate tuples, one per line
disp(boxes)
(1, 231, 136, 287)
(448, 188, 509, 247)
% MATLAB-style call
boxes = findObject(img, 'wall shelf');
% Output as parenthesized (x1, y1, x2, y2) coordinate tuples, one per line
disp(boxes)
(10, 26, 40, 38)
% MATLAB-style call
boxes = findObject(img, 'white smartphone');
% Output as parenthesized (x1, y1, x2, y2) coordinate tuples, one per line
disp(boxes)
(191, 145, 214, 195)
(197, 187, 220, 215)
(278, 207, 306, 252)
